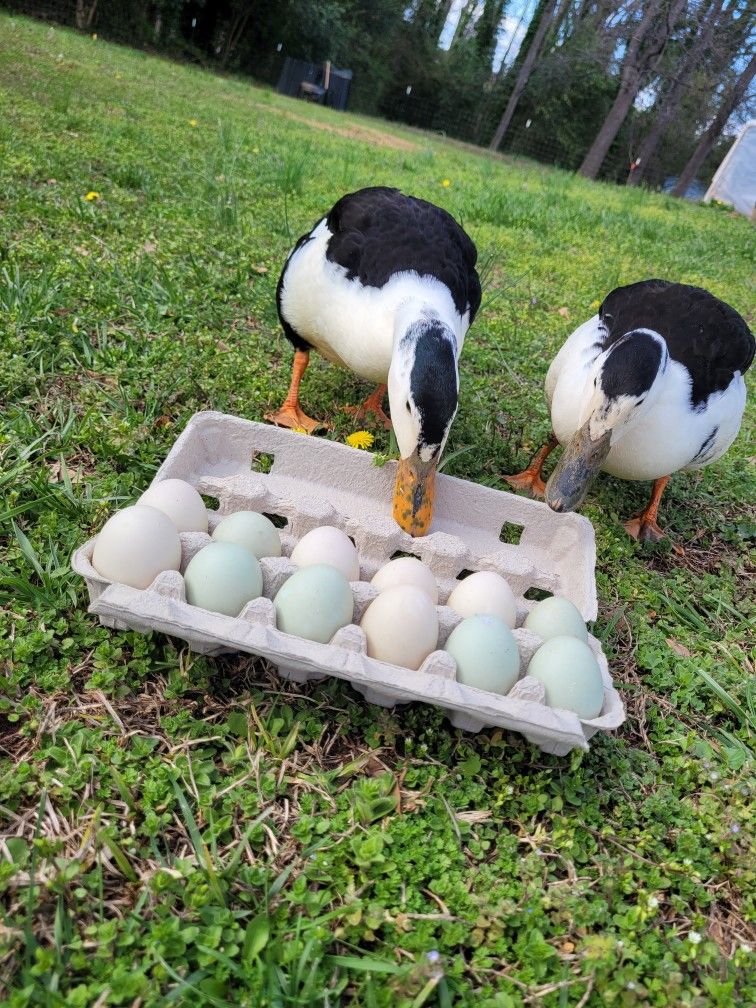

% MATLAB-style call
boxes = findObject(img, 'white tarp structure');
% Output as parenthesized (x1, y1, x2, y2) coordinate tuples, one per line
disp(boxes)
(704, 120, 756, 219)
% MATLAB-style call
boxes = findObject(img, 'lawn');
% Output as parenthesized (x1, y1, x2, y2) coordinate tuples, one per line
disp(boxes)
(0, 14, 754, 1008)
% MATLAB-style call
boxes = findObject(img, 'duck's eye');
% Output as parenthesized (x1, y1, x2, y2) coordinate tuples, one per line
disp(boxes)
(405, 401, 411, 413)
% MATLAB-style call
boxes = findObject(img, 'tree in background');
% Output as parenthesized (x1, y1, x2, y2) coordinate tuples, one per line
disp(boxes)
(489, 0, 561, 151)
(673, 49, 756, 194)
(579, 0, 688, 179)
(626, 0, 727, 186)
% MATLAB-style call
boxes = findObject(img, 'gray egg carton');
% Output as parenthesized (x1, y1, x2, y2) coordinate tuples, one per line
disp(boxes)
(71, 410, 625, 755)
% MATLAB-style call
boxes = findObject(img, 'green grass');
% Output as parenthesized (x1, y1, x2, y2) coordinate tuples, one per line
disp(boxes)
(1, 13, 754, 1008)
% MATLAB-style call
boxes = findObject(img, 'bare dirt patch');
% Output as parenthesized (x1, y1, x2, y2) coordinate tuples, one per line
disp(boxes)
(252, 102, 418, 152)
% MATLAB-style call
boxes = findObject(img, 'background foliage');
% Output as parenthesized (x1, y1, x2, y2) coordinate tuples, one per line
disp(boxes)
(3, 0, 755, 188)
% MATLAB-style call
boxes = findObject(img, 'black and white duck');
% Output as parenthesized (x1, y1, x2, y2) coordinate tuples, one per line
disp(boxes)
(266, 186, 482, 536)
(506, 280, 754, 542)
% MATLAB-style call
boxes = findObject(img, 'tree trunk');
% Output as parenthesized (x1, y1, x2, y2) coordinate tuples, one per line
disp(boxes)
(221, 9, 252, 68)
(489, 0, 560, 150)
(672, 51, 756, 197)
(579, 0, 670, 179)
(627, 0, 725, 186)
(75, 0, 98, 31)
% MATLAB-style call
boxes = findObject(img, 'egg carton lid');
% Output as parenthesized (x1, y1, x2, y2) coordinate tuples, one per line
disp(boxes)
(154, 410, 598, 619)
(71, 410, 624, 754)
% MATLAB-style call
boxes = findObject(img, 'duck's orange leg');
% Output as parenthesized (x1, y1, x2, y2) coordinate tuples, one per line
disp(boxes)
(623, 476, 683, 551)
(504, 434, 559, 498)
(265, 350, 326, 433)
(342, 383, 391, 430)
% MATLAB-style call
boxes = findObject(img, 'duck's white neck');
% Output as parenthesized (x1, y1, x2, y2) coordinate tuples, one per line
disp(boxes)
(580, 329, 669, 446)
(388, 302, 460, 461)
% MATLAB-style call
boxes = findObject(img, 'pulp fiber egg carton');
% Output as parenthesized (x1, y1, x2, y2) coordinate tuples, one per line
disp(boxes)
(72, 410, 625, 755)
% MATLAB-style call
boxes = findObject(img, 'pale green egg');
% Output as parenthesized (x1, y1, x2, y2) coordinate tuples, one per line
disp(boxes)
(523, 596, 588, 642)
(274, 564, 353, 644)
(445, 615, 520, 694)
(527, 636, 604, 718)
(184, 541, 262, 616)
(212, 510, 282, 559)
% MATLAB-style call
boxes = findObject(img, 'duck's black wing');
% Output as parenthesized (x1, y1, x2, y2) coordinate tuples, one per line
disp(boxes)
(599, 279, 754, 406)
(325, 187, 482, 323)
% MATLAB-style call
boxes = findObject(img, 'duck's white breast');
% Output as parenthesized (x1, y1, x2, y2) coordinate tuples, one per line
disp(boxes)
(549, 316, 748, 481)
(279, 219, 467, 384)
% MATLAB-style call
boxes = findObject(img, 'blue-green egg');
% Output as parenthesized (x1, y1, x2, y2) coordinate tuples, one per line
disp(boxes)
(274, 563, 353, 644)
(523, 596, 588, 642)
(212, 510, 282, 559)
(527, 635, 603, 718)
(184, 541, 262, 616)
(445, 614, 520, 694)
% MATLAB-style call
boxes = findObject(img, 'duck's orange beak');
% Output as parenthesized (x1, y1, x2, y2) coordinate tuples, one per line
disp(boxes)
(392, 451, 437, 537)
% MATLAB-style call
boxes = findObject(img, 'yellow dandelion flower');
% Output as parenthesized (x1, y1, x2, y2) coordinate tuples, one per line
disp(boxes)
(84, 191, 100, 201)
(189, 118, 198, 127)
(292, 426, 309, 435)
(441, 179, 451, 187)
(346, 431, 374, 450)
(589, 299, 601, 310)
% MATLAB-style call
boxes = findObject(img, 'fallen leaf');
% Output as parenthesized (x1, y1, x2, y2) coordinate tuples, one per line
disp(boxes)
(251, 264, 268, 274)
(558, 307, 570, 318)
(455, 810, 492, 824)
(215, 340, 231, 352)
(666, 638, 691, 658)
(142, 239, 157, 253)
(561, 941, 575, 953)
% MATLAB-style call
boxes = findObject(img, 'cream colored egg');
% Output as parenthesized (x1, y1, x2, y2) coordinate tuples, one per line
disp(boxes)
(91, 505, 181, 589)
(446, 571, 517, 628)
(290, 526, 359, 581)
(523, 596, 588, 642)
(527, 636, 604, 719)
(371, 556, 438, 604)
(361, 584, 439, 670)
(138, 478, 208, 532)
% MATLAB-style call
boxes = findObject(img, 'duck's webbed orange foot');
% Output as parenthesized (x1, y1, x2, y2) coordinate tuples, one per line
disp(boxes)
(266, 348, 328, 433)
(623, 476, 684, 555)
(264, 404, 326, 433)
(623, 514, 666, 543)
(504, 468, 547, 498)
(504, 434, 558, 500)
(341, 383, 391, 430)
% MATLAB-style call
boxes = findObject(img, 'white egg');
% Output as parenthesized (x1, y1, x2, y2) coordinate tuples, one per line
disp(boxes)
(184, 541, 262, 616)
(527, 636, 604, 719)
(361, 584, 439, 670)
(212, 511, 282, 559)
(138, 478, 208, 532)
(274, 564, 354, 644)
(445, 615, 520, 694)
(290, 525, 359, 581)
(371, 556, 438, 604)
(92, 505, 181, 589)
(446, 570, 517, 628)
(523, 596, 588, 642)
